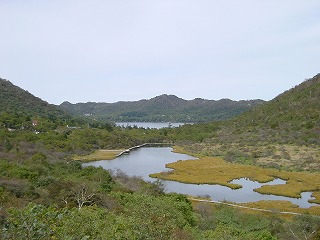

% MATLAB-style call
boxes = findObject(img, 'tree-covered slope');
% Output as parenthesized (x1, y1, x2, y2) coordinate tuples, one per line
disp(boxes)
(171, 74, 320, 170)
(230, 73, 320, 144)
(175, 74, 320, 144)
(0, 78, 69, 121)
(60, 94, 264, 122)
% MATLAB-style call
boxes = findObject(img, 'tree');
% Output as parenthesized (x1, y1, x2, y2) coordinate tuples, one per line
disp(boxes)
(73, 184, 95, 210)
(285, 214, 320, 240)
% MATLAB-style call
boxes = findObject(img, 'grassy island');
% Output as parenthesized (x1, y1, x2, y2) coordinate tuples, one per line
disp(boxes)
(150, 151, 320, 206)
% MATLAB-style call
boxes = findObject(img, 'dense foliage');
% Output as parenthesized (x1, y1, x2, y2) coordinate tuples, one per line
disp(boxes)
(229, 73, 320, 145)
(168, 74, 320, 171)
(60, 94, 264, 122)
(1, 158, 319, 239)
(0, 78, 70, 122)
(170, 74, 320, 144)
(1, 75, 320, 239)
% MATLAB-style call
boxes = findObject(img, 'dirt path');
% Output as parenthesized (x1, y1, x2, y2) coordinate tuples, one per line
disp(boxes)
(189, 198, 320, 217)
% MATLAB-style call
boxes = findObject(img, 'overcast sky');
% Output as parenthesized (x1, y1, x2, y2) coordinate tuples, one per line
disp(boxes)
(1, 1, 319, 104)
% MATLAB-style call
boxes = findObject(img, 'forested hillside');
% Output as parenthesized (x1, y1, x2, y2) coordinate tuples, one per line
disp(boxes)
(60, 94, 264, 122)
(232, 73, 320, 143)
(172, 74, 320, 170)
(0, 78, 70, 121)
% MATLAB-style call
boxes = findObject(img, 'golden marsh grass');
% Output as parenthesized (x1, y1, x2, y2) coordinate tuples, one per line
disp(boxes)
(151, 150, 320, 205)
(73, 149, 123, 162)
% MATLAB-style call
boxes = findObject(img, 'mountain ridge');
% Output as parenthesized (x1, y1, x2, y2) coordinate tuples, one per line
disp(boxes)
(0, 78, 70, 121)
(60, 94, 265, 123)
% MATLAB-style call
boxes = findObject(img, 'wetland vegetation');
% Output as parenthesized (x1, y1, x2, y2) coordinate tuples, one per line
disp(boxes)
(0, 74, 320, 239)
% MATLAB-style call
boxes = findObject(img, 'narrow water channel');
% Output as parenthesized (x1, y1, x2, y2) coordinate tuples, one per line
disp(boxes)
(83, 147, 317, 208)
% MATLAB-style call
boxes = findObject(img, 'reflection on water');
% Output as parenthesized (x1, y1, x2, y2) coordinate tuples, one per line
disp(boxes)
(84, 147, 197, 181)
(164, 178, 317, 208)
(84, 147, 317, 208)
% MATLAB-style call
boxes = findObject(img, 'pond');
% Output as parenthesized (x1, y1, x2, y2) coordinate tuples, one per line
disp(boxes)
(83, 147, 318, 208)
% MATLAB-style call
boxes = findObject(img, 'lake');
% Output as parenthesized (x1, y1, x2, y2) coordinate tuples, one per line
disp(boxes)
(84, 147, 318, 208)
(116, 122, 190, 129)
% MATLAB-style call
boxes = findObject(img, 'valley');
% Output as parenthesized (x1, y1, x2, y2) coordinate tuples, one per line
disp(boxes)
(0, 74, 320, 239)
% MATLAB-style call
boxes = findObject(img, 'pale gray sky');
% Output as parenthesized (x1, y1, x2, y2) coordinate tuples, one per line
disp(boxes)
(1, 1, 319, 104)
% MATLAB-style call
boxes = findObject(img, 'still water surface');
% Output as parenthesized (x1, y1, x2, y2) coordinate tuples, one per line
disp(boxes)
(84, 147, 317, 208)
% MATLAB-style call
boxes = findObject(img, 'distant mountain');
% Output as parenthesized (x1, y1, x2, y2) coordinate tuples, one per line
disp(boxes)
(0, 78, 70, 121)
(59, 95, 265, 123)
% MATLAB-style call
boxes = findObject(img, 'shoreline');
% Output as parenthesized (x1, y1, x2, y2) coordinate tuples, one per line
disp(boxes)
(73, 142, 173, 162)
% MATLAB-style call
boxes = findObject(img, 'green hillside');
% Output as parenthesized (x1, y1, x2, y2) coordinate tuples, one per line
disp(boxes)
(60, 94, 264, 122)
(173, 74, 320, 171)
(230, 73, 320, 144)
(0, 78, 70, 121)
